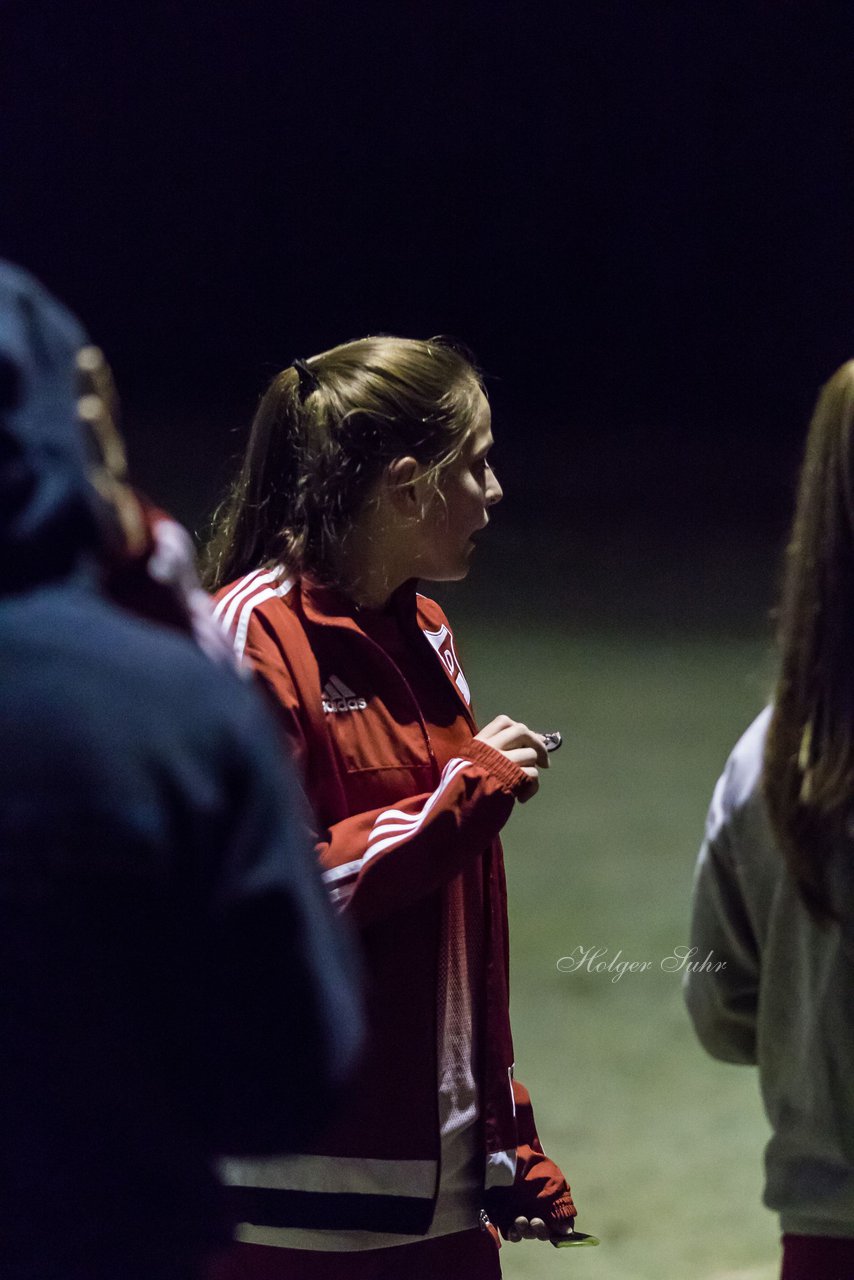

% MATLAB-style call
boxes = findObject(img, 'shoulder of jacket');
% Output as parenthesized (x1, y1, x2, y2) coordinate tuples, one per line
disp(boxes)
(212, 567, 299, 659)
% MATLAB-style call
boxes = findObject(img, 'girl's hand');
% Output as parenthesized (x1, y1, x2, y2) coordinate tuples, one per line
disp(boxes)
(503, 1215, 576, 1243)
(474, 715, 548, 802)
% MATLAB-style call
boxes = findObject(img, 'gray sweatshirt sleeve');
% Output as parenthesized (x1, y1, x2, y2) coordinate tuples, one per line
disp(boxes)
(684, 756, 761, 1065)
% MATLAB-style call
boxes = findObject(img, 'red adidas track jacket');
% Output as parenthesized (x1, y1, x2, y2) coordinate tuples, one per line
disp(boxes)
(213, 567, 576, 1236)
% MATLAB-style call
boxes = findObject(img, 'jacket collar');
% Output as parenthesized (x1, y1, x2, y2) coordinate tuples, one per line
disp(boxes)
(298, 574, 474, 727)
(299, 575, 419, 633)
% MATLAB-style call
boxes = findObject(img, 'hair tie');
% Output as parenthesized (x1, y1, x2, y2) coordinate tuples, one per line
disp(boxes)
(291, 358, 319, 398)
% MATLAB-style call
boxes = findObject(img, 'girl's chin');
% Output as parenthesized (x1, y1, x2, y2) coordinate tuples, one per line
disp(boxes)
(419, 559, 472, 584)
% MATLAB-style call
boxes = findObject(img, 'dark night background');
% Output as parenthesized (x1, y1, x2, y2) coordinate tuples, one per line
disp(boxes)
(2, 1, 854, 549)
(4, 11, 854, 1268)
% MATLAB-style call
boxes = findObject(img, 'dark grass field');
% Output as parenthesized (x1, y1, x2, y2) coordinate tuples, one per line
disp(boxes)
(433, 522, 783, 1279)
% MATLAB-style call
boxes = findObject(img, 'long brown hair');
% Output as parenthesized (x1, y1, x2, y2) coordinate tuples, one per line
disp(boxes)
(201, 336, 483, 591)
(764, 360, 854, 921)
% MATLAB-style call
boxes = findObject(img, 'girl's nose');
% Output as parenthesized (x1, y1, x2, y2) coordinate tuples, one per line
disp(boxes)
(486, 467, 503, 506)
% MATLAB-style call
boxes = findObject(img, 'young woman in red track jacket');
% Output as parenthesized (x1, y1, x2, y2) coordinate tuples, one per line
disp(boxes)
(203, 337, 579, 1279)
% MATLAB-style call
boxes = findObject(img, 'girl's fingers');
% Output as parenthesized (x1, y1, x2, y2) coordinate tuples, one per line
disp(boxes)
(476, 718, 538, 745)
(473, 718, 547, 798)
(506, 1215, 555, 1242)
(490, 725, 549, 765)
(477, 714, 514, 738)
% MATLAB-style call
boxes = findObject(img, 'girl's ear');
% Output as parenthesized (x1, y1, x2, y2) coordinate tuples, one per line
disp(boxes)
(385, 456, 422, 513)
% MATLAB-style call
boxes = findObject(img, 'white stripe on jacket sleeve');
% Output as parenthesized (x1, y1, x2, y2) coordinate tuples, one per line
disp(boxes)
(319, 757, 471, 911)
(230, 578, 293, 660)
(212, 568, 266, 622)
(218, 568, 285, 631)
(364, 758, 469, 858)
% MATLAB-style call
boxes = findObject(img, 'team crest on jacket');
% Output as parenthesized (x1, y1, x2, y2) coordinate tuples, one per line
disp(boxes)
(322, 676, 368, 714)
(421, 623, 472, 706)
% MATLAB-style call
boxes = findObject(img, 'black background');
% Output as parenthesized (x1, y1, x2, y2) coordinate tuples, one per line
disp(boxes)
(3, 0, 853, 537)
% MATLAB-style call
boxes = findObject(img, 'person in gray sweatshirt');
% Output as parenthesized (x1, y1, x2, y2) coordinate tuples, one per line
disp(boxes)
(685, 359, 854, 1280)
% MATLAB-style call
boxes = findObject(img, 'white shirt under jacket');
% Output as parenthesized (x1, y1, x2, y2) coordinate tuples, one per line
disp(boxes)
(686, 707, 854, 1237)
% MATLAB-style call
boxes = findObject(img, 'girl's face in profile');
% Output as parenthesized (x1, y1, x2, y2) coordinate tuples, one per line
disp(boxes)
(414, 389, 502, 583)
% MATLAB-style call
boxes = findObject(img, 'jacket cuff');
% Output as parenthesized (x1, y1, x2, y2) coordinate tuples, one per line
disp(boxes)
(549, 1191, 578, 1222)
(460, 737, 529, 795)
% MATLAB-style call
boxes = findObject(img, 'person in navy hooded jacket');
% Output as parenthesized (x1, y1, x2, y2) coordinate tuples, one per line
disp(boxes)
(0, 261, 363, 1280)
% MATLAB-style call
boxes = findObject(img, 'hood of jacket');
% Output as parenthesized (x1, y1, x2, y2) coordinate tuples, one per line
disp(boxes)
(0, 261, 102, 593)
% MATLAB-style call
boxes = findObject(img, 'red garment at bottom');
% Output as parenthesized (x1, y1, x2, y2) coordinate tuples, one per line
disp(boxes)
(206, 1230, 501, 1280)
(781, 1233, 854, 1280)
